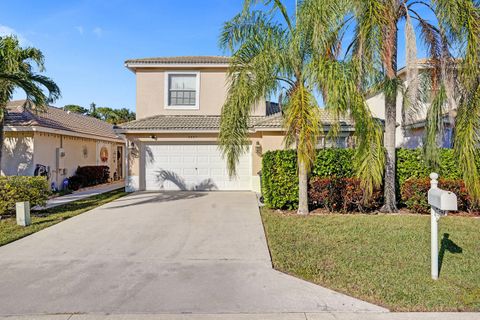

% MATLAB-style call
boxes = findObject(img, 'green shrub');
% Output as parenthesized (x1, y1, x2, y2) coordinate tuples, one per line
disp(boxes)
(68, 165, 110, 190)
(309, 177, 382, 213)
(0, 176, 50, 215)
(400, 178, 478, 214)
(263, 148, 476, 210)
(312, 149, 354, 178)
(67, 174, 86, 191)
(396, 149, 464, 186)
(262, 149, 355, 209)
(262, 150, 298, 209)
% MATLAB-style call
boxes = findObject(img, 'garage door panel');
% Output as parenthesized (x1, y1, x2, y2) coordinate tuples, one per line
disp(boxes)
(183, 156, 196, 163)
(144, 144, 251, 191)
(197, 168, 209, 175)
(197, 156, 209, 164)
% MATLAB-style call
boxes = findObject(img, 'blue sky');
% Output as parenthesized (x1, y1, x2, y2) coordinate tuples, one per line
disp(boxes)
(0, 1, 433, 112)
(0, 0, 247, 111)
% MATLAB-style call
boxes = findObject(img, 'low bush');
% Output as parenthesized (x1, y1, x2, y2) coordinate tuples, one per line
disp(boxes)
(0, 176, 50, 215)
(261, 150, 298, 209)
(396, 149, 465, 186)
(68, 166, 110, 190)
(262, 149, 355, 209)
(400, 178, 479, 214)
(67, 174, 87, 191)
(309, 177, 382, 213)
(262, 148, 475, 210)
(312, 149, 354, 178)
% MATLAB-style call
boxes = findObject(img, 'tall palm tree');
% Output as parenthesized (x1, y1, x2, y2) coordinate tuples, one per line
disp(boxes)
(305, 0, 479, 212)
(219, 0, 384, 214)
(0, 36, 60, 171)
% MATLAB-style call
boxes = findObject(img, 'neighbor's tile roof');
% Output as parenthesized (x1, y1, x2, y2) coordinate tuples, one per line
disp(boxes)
(4, 100, 122, 140)
(125, 56, 231, 65)
(116, 107, 354, 132)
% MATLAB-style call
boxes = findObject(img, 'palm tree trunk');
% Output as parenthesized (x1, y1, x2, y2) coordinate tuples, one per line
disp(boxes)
(381, 23, 399, 213)
(297, 150, 309, 215)
(381, 93, 398, 212)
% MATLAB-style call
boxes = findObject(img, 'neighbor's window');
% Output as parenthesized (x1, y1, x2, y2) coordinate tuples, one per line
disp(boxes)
(166, 73, 199, 109)
(317, 136, 348, 149)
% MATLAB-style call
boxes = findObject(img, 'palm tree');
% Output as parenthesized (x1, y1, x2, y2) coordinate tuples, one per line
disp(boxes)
(219, 0, 384, 214)
(305, 0, 479, 212)
(0, 36, 60, 171)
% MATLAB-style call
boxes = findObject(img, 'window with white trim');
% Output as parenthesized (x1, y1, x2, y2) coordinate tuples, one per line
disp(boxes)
(165, 72, 200, 109)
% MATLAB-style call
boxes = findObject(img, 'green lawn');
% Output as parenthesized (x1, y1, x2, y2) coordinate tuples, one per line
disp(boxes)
(261, 208, 480, 311)
(0, 189, 127, 247)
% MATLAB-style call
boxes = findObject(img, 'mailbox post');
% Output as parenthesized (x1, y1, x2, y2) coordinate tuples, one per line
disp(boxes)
(428, 172, 457, 280)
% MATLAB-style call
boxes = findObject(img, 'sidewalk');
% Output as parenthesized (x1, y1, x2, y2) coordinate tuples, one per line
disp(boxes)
(1, 313, 478, 320)
(33, 180, 125, 210)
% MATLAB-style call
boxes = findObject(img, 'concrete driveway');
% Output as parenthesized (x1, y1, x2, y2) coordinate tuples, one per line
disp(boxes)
(0, 192, 386, 315)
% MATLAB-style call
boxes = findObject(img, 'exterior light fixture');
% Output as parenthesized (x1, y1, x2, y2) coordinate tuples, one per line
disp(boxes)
(255, 141, 262, 155)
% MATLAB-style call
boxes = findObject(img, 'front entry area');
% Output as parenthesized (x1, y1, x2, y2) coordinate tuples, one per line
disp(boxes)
(143, 143, 252, 191)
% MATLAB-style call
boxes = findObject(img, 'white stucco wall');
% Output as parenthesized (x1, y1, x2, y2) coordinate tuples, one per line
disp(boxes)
(366, 86, 432, 149)
(1, 132, 34, 176)
(2, 131, 123, 189)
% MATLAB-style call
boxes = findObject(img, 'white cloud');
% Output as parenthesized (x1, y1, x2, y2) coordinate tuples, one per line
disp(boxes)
(75, 26, 84, 35)
(93, 27, 103, 37)
(0, 25, 29, 45)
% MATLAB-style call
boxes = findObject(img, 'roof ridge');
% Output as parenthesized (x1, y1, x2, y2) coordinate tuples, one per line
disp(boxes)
(5, 101, 122, 141)
(125, 56, 231, 65)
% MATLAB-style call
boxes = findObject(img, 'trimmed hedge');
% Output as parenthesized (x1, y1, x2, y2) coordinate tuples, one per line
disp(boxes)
(262, 150, 298, 209)
(262, 148, 477, 210)
(262, 149, 355, 209)
(396, 149, 463, 186)
(401, 178, 479, 214)
(68, 166, 110, 191)
(309, 177, 382, 212)
(0, 176, 50, 215)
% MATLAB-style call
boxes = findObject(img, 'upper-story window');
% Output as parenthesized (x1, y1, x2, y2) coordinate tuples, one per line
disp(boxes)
(164, 71, 200, 110)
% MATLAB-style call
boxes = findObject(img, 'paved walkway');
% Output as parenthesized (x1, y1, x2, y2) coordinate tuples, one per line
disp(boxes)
(0, 192, 385, 316)
(33, 181, 125, 210)
(0, 313, 478, 319)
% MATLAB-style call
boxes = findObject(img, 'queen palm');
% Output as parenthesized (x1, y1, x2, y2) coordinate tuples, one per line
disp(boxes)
(219, 0, 384, 214)
(0, 36, 60, 171)
(305, 0, 479, 212)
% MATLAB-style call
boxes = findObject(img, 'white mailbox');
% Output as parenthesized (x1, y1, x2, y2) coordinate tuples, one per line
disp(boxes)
(428, 172, 458, 280)
(428, 188, 457, 211)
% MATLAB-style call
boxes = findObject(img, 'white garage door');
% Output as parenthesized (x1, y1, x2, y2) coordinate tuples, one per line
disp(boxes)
(144, 144, 252, 191)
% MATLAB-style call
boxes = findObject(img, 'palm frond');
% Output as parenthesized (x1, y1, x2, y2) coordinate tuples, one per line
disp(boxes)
(434, 0, 480, 202)
(424, 84, 447, 168)
(311, 57, 385, 199)
(455, 85, 480, 204)
(283, 83, 322, 170)
(219, 6, 287, 176)
(219, 72, 255, 176)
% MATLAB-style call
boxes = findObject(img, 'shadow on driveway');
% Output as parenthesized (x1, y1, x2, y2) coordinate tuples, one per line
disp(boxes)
(106, 191, 207, 209)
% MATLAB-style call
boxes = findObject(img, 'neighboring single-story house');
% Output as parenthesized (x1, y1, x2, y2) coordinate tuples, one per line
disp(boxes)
(2, 100, 125, 189)
(116, 56, 354, 193)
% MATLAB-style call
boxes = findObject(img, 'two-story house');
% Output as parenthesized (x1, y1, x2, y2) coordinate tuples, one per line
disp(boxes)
(116, 56, 355, 192)
(367, 60, 455, 148)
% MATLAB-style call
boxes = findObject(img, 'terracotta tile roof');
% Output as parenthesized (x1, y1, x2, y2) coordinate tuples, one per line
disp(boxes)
(4, 100, 122, 141)
(115, 115, 249, 131)
(254, 111, 354, 129)
(116, 107, 354, 132)
(125, 56, 231, 65)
